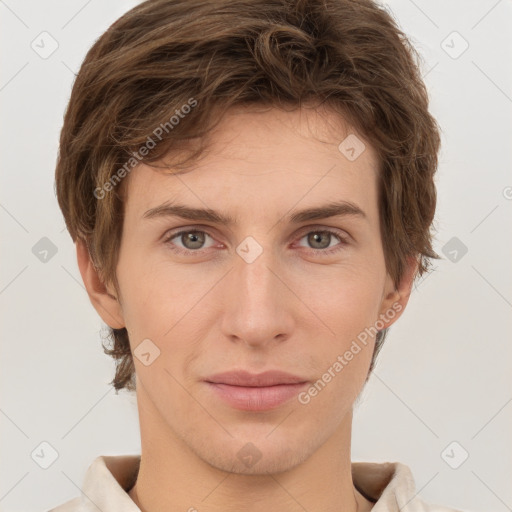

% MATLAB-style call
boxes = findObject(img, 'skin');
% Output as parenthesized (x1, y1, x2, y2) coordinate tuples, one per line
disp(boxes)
(77, 104, 417, 512)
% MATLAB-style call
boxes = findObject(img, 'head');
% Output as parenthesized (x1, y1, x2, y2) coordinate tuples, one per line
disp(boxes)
(55, 0, 440, 473)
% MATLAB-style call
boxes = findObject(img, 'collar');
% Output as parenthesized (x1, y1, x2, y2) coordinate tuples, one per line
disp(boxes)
(49, 454, 445, 512)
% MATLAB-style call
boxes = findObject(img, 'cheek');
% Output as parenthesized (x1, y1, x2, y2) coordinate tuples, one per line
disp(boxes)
(334, 284, 383, 338)
(298, 278, 381, 410)
(116, 251, 214, 364)
(115, 250, 172, 340)
(296, 264, 385, 385)
(300, 262, 385, 336)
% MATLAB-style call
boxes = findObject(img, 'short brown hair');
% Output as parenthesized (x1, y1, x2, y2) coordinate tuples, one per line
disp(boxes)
(55, 0, 441, 392)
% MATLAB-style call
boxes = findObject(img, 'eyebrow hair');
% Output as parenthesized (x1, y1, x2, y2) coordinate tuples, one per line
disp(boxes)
(142, 200, 366, 225)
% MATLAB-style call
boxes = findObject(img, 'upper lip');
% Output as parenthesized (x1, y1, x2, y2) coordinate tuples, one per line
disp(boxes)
(205, 370, 308, 387)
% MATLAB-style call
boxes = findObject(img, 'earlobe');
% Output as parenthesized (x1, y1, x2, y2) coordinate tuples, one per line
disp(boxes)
(378, 255, 419, 329)
(76, 239, 125, 329)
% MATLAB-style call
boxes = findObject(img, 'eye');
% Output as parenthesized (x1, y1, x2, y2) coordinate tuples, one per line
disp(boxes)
(164, 229, 217, 254)
(296, 229, 348, 254)
(163, 227, 349, 256)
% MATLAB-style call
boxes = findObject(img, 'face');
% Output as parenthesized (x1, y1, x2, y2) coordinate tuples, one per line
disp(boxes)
(82, 104, 413, 475)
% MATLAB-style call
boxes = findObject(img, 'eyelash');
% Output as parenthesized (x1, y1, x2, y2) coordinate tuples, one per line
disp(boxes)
(163, 227, 349, 256)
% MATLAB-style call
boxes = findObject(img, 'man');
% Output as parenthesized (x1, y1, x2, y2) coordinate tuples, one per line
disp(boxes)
(51, 0, 461, 510)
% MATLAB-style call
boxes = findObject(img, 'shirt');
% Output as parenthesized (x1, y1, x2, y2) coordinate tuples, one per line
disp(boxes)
(47, 455, 463, 512)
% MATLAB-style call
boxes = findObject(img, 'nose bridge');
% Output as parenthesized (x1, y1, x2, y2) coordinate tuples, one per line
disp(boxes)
(220, 236, 293, 345)
(237, 242, 275, 306)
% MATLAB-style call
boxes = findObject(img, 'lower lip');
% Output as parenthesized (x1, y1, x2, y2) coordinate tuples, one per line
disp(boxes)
(205, 382, 308, 411)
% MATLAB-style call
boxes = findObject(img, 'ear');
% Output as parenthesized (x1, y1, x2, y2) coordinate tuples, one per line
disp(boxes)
(377, 255, 419, 329)
(76, 239, 125, 329)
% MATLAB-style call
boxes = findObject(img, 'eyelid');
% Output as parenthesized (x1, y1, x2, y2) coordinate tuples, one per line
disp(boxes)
(295, 223, 351, 239)
(162, 224, 218, 241)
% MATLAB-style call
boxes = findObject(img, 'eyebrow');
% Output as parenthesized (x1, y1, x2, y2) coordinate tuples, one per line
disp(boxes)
(142, 200, 366, 225)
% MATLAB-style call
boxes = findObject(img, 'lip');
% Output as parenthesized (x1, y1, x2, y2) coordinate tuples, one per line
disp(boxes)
(204, 370, 309, 411)
(205, 370, 308, 387)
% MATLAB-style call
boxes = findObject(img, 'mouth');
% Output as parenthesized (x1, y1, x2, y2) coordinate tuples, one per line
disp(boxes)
(204, 370, 309, 411)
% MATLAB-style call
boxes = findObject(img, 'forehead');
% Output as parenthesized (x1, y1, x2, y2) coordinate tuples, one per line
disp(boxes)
(122, 105, 380, 222)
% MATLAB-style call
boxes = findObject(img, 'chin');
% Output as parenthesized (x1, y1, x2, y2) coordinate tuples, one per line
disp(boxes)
(189, 428, 317, 475)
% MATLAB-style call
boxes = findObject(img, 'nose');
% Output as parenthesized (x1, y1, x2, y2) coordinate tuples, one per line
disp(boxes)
(219, 240, 295, 349)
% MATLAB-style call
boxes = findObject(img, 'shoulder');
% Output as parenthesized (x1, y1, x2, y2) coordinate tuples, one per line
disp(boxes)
(46, 496, 82, 512)
(419, 504, 466, 512)
(46, 454, 141, 512)
(388, 462, 465, 512)
(352, 460, 465, 512)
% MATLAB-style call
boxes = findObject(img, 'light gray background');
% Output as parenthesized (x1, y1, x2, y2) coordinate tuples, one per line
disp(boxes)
(1, 1, 511, 511)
